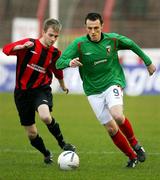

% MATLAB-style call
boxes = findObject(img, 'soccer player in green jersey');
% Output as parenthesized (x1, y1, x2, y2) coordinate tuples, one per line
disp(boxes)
(56, 12, 156, 168)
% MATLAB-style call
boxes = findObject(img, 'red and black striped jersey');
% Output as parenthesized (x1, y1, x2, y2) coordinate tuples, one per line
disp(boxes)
(3, 38, 63, 90)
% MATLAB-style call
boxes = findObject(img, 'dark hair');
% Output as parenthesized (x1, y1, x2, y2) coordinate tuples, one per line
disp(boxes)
(85, 12, 103, 25)
(43, 18, 62, 32)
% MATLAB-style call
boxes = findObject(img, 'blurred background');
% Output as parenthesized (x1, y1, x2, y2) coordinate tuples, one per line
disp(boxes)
(0, 0, 160, 95)
(0, 0, 160, 48)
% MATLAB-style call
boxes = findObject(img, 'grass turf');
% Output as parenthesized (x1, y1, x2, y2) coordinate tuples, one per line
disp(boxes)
(0, 93, 160, 180)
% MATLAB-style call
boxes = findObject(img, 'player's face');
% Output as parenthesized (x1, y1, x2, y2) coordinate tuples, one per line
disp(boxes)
(85, 19, 103, 42)
(42, 27, 59, 48)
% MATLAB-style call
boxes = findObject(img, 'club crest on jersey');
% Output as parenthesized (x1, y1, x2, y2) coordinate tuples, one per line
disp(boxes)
(106, 45, 111, 53)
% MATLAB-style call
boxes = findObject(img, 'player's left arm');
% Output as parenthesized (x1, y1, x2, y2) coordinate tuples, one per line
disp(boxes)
(51, 50, 69, 94)
(146, 63, 156, 76)
(117, 35, 156, 76)
(58, 79, 69, 94)
(52, 67, 69, 94)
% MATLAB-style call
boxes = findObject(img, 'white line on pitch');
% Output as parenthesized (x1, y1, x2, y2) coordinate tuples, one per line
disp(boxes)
(0, 149, 160, 155)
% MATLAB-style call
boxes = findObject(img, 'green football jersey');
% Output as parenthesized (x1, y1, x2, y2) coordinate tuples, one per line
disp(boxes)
(56, 33, 152, 96)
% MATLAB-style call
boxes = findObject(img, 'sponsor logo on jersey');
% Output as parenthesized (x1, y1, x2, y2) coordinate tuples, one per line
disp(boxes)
(84, 52, 92, 55)
(27, 63, 46, 73)
(94, 59, 107, 65)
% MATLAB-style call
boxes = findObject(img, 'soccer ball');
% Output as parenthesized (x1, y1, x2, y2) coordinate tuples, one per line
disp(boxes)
(57, 151, 79, 170)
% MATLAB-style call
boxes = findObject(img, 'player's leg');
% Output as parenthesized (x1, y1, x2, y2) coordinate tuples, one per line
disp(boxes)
(108, 86, 146, 162)
(24, 124, 53, 164)
(37, 104, 64, 146)
(36, 87, 75, 152)
(102, 111, 138, 167)
(118, 117, 146, 162)
(88, 91, 138, 168)
(104, 120, 138, 168)
(37, 104, 75, 151)
(14, 90, 52, 164)
(118, 117, 137, 147)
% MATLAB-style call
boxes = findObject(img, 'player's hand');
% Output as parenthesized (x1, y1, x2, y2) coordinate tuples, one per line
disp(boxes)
(69, 58, 83, 68)
(61, 87, 69, 94)
(13, 41, 34, 51)
(23, 41, 34, 49)
(147, 64, 156, 76)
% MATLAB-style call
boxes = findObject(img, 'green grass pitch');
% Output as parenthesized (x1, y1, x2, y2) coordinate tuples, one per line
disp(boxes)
(0, 93, 160, 180)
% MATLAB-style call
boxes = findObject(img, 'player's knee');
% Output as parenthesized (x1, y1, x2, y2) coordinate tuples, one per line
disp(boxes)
(40, 114, 52, 124)
(104, 122, 118, 136)
(28, 130, 37, 140)
(112, 113, 124, 124)
(107, 126, 118, 136)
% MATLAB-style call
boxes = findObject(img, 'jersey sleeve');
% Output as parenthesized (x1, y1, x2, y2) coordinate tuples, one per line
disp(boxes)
(116, 34, 152, 66)
(2, 38, 30, 56)
(53, 68, 64, 80)
(51, 49, 64, 80)
(56, 39, 80, 69)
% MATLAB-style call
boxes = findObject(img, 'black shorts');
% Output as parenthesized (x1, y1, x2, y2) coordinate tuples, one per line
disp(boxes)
(14, 86, 53, 126)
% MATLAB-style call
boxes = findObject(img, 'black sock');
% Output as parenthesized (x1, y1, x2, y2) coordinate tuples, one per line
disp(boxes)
(30, 135, 49, 157)
(47, 117, 65, 148)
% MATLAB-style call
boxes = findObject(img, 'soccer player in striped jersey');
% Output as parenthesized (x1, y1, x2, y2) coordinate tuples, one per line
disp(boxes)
(56, 13, 156, 168)
(3, 18, 75, 164)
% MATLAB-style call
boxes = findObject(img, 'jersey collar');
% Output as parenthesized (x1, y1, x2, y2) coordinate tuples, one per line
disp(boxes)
(86, 33, 104, 43)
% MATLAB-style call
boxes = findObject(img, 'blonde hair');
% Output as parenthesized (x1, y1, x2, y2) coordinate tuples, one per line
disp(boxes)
(43, 18, 62, 32)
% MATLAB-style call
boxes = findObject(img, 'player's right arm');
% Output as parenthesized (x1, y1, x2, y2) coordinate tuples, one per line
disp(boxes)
(2, 38, 34, 56)
(69, 57, 82, 67)
(56, 39, 82, 69)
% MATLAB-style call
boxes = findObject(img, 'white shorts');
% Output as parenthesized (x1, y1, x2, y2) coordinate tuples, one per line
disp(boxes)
(87, 85, 123, 125)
